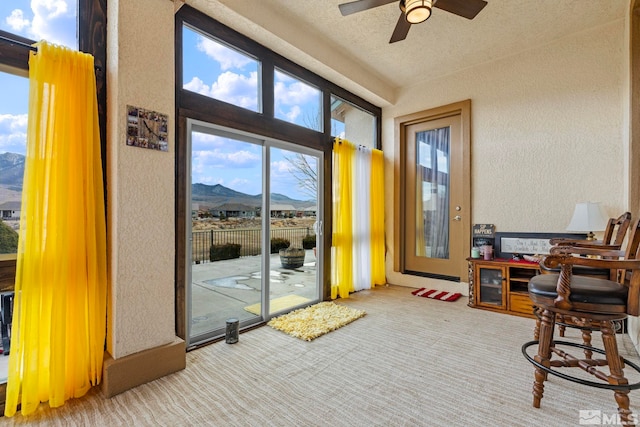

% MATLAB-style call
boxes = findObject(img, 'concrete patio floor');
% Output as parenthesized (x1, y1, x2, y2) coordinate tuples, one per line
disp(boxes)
(189, 249, 319, 339)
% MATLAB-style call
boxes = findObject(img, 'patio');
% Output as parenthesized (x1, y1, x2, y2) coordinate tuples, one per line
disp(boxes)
(189, 249, 319, 338)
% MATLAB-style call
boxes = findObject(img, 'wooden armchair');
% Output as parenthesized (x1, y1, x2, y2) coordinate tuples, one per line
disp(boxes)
(549, 211, 632, 252)
(522, 218, 640, 426)
(547, 211, 633, 281)
(537, 212, 633, 338)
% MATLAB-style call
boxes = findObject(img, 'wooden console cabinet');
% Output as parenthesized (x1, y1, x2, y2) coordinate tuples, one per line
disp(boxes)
(467, 258, 539, 318)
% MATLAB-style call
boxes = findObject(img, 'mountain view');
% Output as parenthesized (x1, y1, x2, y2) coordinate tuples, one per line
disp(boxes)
(0, 152, 25, 191)
(191, 183, 314, 210)
(0, 153, 314, 209)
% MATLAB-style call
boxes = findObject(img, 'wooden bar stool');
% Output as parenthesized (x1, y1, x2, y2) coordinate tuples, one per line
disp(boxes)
(523, 218, 640, 426)
(535, 212, 633, 341)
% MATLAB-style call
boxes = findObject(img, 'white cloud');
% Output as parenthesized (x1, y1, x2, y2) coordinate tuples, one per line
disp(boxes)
(191, 131, 226, 151)
(193, 149, 259, 170)
(211, 71, 258, 108)
(274, 73, 319, 106)
(4, 1, 76, 48)
(184, 72, 258, 110)
(271, 159, 293, 174)
(0, 114, 28, 154)
(284, 105, 301, 122)
(6, 9, 30, 31)
(228, 178, 250, 189)
(274, 74, 320, 127)
(197, 36, 253, 70)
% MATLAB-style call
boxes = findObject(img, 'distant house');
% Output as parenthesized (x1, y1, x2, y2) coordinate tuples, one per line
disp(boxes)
(0, 201, 21, 220)
(303, 206, 317, 217)
(270, 204, 297, 218)
(211, 203, 256, 218)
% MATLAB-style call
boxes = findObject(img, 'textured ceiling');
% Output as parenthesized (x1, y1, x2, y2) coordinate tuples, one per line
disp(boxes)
(191, 0, 628, 106)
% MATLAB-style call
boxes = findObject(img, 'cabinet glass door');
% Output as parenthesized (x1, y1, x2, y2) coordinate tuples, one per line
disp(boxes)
(478, 266, 504, 306)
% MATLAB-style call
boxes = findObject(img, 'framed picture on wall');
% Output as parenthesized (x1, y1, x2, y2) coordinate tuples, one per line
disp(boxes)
(126, 105, 169, 152)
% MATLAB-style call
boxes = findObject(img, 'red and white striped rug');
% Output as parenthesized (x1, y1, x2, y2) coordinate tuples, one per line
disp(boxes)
(411, 288, 462, 302)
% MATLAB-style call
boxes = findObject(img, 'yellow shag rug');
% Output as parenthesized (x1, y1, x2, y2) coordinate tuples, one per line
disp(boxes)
(244, 294, 311, 315)
(267, 301, 366, 341)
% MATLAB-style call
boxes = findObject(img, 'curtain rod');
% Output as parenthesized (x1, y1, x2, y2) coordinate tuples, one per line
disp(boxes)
(0, 34, 37, 52)
(0, 34, 103, 72)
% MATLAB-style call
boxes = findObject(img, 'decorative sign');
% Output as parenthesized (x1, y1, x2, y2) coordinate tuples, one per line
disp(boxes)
(472, 224, 495, 238)
(493, 232, 587, 258)
(472, 224, 495, 249)
(126, 105, 168, 152)
(500, 237, 552, 255)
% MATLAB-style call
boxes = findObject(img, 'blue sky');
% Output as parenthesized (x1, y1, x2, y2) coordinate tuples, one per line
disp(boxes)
(183, 26, 321, 201)
(0, 1, 77, 158)
(0, 3, 320, 202)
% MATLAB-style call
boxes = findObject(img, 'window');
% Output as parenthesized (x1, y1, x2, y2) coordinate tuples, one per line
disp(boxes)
(175, 5, 381, 342)
(0, 1, 78, 49)
(182, 25, 261, 113)
(0, 72, 27, 253)
(274, 68, 322, 131)
(0, 1, 104, 257)
(330, 95, 376, 147)
(0, 1, 79, 254)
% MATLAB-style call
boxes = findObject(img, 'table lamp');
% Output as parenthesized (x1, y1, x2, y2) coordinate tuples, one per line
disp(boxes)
(565, 202, 608, 240)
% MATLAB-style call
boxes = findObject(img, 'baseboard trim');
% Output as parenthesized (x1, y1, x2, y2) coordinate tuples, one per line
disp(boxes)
(101, 338, 186, 398)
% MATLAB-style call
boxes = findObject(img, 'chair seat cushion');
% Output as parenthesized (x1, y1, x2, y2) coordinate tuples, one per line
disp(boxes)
(529, 273, 628, 306)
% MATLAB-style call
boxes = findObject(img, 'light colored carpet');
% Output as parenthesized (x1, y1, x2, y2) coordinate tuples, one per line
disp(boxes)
(267, 301, 366, 341)
(4, 284, 640, 426)
(243, 294, 310, 315)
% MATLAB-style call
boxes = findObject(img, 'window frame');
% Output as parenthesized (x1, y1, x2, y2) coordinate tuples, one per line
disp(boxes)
(174, 5, 381, 340)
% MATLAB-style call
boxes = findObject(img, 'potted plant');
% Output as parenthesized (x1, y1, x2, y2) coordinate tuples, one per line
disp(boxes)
(279, 247, 305, 269)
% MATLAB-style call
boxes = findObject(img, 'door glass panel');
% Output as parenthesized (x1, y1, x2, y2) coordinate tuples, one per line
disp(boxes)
(189, 129, 264, 342)
(269, 147, 319, 315)
(187, 123, 322, 345)
(479, 268, 503, 305)
(415, 127, 450, 259)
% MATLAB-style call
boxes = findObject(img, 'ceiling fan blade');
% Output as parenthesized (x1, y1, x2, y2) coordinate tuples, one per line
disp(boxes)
(433, 0, 487, 19)
(339, 0, 396, 16)
(389, 13, 411, 44)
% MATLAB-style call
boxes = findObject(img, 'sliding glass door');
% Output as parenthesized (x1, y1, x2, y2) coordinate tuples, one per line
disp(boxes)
(186, 120, 322, 346)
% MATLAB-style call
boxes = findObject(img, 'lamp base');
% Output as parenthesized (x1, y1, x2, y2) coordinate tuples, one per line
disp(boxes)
(586, 231, 596, 241)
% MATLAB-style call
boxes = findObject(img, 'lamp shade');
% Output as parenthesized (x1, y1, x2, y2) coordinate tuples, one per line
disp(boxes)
(405, 0, 433, 24)
(566, 202, 608, 232)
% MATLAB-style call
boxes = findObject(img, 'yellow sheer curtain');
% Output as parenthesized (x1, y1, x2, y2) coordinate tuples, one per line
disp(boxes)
(331, 139, 354, 299)
(331, 138, 386, 298)
(370, 149, 386, 285)
(5, 41, 107, 417)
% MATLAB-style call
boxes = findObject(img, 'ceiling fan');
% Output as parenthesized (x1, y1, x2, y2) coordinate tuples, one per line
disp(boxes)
(338, 0, 488, 43)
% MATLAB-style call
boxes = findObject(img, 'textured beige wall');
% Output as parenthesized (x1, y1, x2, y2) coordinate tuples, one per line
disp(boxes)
(383, 19, 627, 292)
(106, 0, 177, 358)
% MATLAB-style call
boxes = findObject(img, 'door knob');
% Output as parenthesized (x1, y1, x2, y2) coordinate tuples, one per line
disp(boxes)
(453, 215, 461, 221)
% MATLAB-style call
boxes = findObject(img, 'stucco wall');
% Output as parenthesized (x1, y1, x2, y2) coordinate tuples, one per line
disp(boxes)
(102, 1, 635, 360)
(106, 0, 177, 358)
(382, 19, 627, 292)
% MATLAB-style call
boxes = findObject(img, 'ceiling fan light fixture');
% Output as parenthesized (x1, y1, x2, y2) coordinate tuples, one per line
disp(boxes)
(405, 0, 432, 24)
